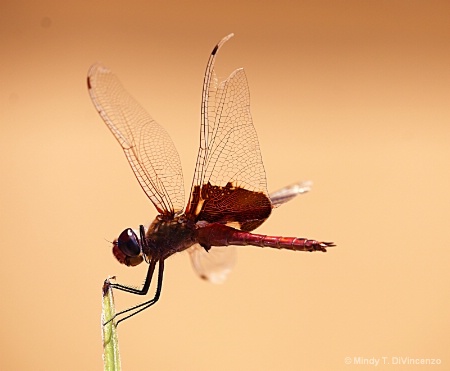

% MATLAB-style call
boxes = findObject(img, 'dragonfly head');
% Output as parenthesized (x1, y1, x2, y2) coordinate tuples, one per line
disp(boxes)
(112, 228, 144, 267)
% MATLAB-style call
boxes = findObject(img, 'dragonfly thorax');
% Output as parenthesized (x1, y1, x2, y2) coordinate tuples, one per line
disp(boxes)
(143, 215, 197, 261)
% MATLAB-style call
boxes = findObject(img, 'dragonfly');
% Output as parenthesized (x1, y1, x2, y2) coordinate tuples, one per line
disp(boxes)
(88, 33, 334, 325)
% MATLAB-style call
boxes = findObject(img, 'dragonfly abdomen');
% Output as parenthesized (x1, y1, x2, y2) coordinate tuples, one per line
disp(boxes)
(196, 223, 333, 252)
(230, 230, 332, 252)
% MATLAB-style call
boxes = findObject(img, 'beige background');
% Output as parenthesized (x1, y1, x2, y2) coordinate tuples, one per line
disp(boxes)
(1, 1, 449, 370)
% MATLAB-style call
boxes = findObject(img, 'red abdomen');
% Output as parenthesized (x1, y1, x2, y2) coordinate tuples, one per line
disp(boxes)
(196, 223, 333, 252)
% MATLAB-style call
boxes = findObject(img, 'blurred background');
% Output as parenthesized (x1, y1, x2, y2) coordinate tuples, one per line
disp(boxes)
(1, 1, 449, 370)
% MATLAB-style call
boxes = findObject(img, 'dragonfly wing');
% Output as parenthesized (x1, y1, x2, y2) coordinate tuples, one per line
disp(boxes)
(186, 34, 271, 230)
(188, 182, 311, 284)
(88, 64, 184, 215)
(188, 244, 237, 284)
(269, 181, 313, 208)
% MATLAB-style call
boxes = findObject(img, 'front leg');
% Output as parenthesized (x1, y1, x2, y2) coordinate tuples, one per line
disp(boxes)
(107, 258, 157, 295)
(104, 259, 164, 326)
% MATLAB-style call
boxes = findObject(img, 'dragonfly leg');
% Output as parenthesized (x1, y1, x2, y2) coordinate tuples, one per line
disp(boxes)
(108, 258, 157, 295)
(107, 225, 154, 295)
(104, 259, 164, 326)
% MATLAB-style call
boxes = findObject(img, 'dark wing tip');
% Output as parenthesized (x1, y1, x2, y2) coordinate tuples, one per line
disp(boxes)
(87, 76, 92, 90)
(211, 33, 234, 56)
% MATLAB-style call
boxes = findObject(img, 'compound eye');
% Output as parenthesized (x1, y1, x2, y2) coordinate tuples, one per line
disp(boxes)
(117, 228, 141, 257)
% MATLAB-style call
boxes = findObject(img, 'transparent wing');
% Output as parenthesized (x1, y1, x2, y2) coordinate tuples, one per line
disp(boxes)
(186, 34, 269, 218)
(88, 64, 184, 215)
(188, 244, 236, 284)
(189, 183, 311, 283)
(270, 181, 312, 208)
